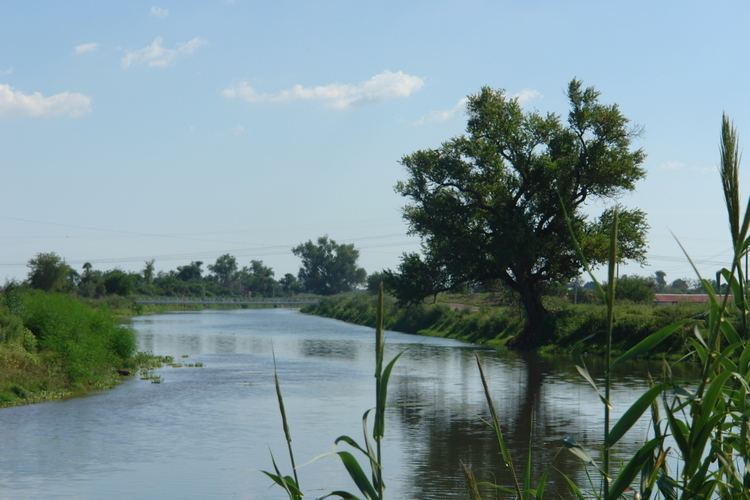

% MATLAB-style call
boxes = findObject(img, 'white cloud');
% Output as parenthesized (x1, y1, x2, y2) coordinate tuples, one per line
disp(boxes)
(413, 88, 543, 126)
(0, 84, 91, 117)
(231, 124, 245, 136)
(74, 42, 98, 55)
(149, 6, 169, 18)
(0, 67, 12, 75)
(222, 70, 424, 110)
(413, 97, 468, 126)
(121, 37, 206, 69)
(513, 89, 542, 105)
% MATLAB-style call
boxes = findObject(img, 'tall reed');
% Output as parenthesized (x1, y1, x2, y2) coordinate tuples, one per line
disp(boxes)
(265, 283, 402, 499)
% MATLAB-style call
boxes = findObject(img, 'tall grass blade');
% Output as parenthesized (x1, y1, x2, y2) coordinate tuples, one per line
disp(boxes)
(475, 353, 523, 498)
(461, 461, 484, 500)
(606, 438, 661, 500)
(603, 208, 618, 499)
(613, 320, 689, 367)
(273, 350, 300, 488)
(605, 383, 665, 448)
(335, 451, 378, 499)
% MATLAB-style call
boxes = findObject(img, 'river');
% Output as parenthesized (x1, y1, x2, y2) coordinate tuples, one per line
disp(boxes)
(0, 308, 664, 499)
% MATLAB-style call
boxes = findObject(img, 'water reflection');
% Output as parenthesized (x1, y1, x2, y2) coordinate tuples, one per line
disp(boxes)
(0, 309, 685, 499)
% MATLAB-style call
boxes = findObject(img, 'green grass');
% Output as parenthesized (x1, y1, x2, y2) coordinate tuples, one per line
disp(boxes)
(302, 293, 703, 357)
(0, 290, 165, 407)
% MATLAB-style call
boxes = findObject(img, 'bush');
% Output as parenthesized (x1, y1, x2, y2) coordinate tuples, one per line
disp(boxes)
(19, 291, 135, 386)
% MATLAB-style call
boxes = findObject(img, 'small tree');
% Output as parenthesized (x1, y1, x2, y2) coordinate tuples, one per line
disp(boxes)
(292, 236, 366, 295)
(27, 252, 71, 292)
(103, 269, 134, 296)
(209, 254, 238, 288)
(143, 259, 155, 285)
(239, 260, 276, 296)
(384, 252, 458, 305)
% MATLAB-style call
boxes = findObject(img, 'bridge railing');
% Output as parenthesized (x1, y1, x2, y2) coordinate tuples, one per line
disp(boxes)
(134, 296, 320, 305)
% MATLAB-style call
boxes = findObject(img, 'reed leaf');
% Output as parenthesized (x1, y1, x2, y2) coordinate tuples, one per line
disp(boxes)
(575, 364, 611, 409)
(272, 350, 300, 489)
(613, 320, 689, 367)
(335, 451, 378, 500)
(555, 468, 586, 500)
(461, 461, 483, 500)
(606, 437, 661, 500)
(605, 383, 665, 448)
(475, 353, 523, 498)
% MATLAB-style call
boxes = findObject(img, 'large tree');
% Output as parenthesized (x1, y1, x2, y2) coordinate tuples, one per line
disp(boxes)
(292, 236, 366, 295)
(396, 79, 648, 347)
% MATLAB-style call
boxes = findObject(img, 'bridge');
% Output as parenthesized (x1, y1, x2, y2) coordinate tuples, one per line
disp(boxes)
(134, 296, 320, 307)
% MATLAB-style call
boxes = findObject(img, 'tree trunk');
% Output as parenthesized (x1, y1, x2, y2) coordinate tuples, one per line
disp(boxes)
(511, 281, 553, 349)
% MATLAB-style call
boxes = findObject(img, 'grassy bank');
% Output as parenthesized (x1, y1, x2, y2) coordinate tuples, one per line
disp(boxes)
(302, 292, 704, 355)
(0, 290, 149, 407)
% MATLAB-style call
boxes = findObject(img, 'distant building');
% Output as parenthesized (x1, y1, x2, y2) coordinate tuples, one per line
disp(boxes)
(653, 293, 725, 305)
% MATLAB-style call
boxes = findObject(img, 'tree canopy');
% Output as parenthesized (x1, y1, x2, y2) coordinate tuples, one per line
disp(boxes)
(292, 236, 366, 295)
(395, 79, 648, 347)
(27, 252, 71, 292)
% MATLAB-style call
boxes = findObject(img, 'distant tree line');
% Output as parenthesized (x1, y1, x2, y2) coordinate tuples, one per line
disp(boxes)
(18, 235, 367, 298)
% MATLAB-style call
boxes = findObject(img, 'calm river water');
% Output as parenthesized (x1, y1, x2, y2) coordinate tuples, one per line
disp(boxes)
(0, 309, 666, 499)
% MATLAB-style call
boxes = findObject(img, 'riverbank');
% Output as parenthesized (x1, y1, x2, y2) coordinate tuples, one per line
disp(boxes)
(302, 292, 705, 356)
(0, 290, 164, 407)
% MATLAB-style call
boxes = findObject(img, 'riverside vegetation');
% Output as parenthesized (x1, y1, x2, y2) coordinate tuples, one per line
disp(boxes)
(267, 116, 750, 499)
(303, 294, 704, 357)
(0, 289, 163, 406)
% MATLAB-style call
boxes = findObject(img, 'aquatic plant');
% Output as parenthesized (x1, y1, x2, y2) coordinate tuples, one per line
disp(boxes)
(264, 283, 402, 499)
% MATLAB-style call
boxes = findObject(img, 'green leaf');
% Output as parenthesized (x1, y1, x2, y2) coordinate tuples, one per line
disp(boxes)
(606, 384, 665, 447)
(374, 351, 404, 440)
(336, 451, 378, 500)
(555, 468, 586, 500)
(335, 435, 371, 458)
(607, 438, 661, 500)
(562, 435, 596, 466)
(613, 321, 688, 367)
(534, 470, 548, 500)
(461, 461, 483, 500)
(575, 364, 611, 409)
(319, 491, 360, 499)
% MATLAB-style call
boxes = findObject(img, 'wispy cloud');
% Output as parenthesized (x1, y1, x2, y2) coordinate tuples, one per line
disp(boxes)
(514, 89, 542, 105)
(222, 70, 424, 110)
(413, 88, 543, 126)
(231, 124, 245, 136)
(121, 37, 206, 69)
(0, 67, 12, 76)
(149, 6, 169, 18)
(74, 42, 98, 55)
(413, 97, 468, 126)
(0, 84, 91, 117)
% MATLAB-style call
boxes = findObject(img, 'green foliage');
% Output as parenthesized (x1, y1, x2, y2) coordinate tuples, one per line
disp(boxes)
(176, 260, 204, 282)
(208, 254, 238, 286)
(19, 291, 135, 387)
(384, 252, 458, 305)
(292, 235, 366, 295)
(608, 274, 656, 303)
(239, 260, 276, 297)
(304, 293, 701, 354)
(27, 252, 71, 292)
(396, 79, 647, 346)
(103, 269, 135, 296)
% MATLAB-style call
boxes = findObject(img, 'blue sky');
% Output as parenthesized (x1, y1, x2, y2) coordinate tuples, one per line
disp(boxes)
(1, 1, 748, 284)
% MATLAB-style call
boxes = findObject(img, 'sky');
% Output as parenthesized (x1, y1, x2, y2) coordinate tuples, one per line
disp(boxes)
(1, 1, 749, 285)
